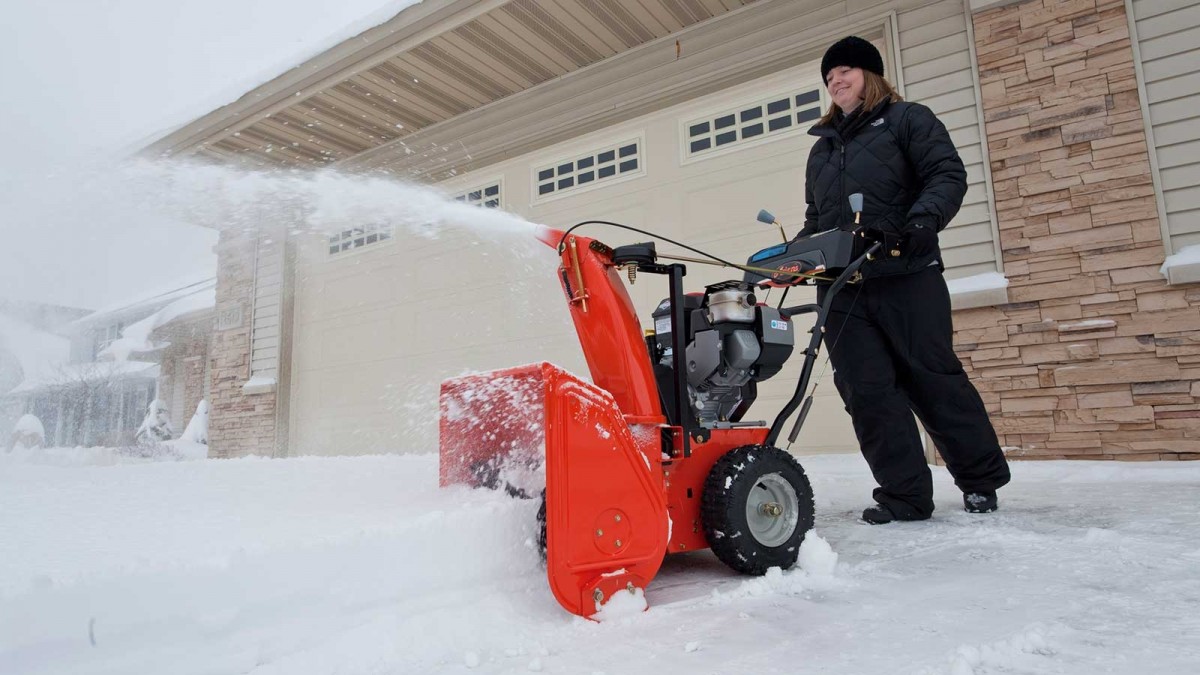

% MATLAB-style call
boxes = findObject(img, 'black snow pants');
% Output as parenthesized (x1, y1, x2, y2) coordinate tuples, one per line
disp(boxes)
(818, 267, 1010, 518)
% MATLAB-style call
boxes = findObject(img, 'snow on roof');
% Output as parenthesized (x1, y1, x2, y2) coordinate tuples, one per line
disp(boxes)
(101, 284, 216, 361)
(0, 312, 71, 395)
(72, 277, 215, 329)
(7, 360, 159, 395)
(139, 0, 426, 152)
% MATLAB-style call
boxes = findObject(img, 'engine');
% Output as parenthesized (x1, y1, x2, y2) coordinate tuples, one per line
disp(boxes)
(649, 281, 795, 427)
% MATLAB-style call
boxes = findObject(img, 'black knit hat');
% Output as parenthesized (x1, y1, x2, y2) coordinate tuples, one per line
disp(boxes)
(821, 36, 885, 83)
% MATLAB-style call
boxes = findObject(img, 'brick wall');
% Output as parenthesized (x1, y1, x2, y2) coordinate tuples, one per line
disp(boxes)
(183, 353, 207, 424)
(209, 229, 281, 458)
(155, 315, 211, 434)
(959, 0, 1200, 460)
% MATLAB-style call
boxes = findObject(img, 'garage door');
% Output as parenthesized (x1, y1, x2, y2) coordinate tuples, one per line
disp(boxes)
(288, 61, 861, 457)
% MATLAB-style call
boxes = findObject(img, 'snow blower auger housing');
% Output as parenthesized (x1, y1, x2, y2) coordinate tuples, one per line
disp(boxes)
(439, 202, 881, 619)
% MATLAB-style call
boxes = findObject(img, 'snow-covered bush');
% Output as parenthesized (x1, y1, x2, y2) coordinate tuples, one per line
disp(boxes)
(8, 413, 46, 451)
(134, 399, 173, 445)
(180, 400, 208, 444)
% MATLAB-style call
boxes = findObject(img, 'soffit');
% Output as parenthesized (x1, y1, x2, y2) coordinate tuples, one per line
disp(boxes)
(187, 0, 757, 169)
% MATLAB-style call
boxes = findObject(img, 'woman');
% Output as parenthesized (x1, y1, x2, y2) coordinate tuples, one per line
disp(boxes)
(800, 36, 1010, 524)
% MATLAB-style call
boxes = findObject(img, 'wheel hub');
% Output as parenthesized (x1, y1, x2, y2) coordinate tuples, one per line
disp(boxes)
(745, 473, 800, 547)
(759, 502, 783, 517)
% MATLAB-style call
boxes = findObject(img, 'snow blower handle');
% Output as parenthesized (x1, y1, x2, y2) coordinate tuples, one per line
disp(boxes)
(766, 194, 880, 448)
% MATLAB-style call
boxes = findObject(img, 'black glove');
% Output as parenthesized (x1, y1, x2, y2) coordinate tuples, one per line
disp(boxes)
(858, 226, 903, 258)
(905, 221, 939, 258)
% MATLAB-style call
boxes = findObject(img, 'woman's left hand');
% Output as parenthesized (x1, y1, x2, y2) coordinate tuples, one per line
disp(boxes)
(905, 222, 938, 257)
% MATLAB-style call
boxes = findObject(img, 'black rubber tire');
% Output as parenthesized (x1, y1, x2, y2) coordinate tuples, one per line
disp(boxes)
(701, 445, 815, 576)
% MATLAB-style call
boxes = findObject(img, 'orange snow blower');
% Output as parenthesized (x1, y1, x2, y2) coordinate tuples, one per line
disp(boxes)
(440, 197, 881, 618)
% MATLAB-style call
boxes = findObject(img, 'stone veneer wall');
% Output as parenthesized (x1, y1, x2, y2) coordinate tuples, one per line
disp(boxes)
(209, 229, 281, 457)
(955, 0, 1200, 460)
(156, 315, 211, 433)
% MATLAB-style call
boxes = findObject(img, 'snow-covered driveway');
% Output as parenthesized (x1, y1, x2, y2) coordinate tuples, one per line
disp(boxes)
(2, 454, 1198, 674)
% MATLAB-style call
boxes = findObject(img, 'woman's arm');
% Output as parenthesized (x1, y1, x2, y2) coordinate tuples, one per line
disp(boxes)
(901, 103, 968, 233)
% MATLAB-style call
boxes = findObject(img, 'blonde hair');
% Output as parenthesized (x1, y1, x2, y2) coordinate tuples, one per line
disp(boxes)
(818, 70, 903, 126)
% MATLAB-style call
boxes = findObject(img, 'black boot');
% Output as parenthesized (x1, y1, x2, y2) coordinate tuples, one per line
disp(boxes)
(862, 504, 895, 525)
(862, 499, 933, 524)
(964, 490, 998, 513)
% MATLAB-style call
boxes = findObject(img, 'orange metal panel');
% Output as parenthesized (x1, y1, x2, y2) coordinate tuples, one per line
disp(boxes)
(661, 428, 769, 553)
(542, 365, 668, 618)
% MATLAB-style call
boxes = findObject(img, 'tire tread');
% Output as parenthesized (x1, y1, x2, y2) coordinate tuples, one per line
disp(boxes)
(701, 445, 815, 576)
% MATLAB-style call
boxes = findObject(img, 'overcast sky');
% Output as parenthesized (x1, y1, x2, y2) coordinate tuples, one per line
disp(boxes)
(0, 0, 416, 310)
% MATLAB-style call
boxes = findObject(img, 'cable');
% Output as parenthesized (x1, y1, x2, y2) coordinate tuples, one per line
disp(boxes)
(786, 280, 866, 451)
(557, 220, 747, 272)
(557, 220, 837, 283)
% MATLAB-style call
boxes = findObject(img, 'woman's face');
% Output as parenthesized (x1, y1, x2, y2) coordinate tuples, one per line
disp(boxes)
(825, 66, 865, 112)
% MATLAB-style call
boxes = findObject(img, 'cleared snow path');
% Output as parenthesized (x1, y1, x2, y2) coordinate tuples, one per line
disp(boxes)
(2, 454, 1198, 674)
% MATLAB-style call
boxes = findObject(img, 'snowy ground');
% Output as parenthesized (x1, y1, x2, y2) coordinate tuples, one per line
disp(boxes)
(2, 453, 1198, 675)
(1, 441, 208, 468)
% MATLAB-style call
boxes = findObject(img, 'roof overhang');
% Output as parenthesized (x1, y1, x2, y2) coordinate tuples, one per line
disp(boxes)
(69, 279, 217, 330)
(145, 1, 893, 184)
(142, 0, 764, 175)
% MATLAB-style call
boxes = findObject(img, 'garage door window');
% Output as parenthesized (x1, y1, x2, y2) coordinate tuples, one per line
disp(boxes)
(684, 87, 822, 159)
(534, 139, 643, 201)
(454, 182, 502, 208)
(328, 223, 394, 255)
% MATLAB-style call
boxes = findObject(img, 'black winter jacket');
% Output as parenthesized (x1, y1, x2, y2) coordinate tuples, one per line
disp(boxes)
(800, 97, 967, 278)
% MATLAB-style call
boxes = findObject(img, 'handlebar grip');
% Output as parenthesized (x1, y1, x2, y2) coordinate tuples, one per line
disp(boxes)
(781, 303, 820, 318)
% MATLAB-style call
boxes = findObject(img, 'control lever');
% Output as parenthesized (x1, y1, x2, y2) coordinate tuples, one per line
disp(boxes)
(756, 209, 788, 243)
(848, 193, 864, 225)
(787, 396, 814, 445)
(847, 192, 894, 259)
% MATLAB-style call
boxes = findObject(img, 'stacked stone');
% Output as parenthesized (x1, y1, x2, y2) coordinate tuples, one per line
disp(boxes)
(959, 0, 1199, 459)
(209, 229, 282, 458)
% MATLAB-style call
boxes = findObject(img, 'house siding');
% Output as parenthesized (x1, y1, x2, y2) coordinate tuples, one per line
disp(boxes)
(1130, 0, 1200, 251)
(899, 0, 1004, 279)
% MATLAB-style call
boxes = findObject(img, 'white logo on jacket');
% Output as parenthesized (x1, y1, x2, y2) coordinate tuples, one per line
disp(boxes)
(871, 118, 885, 127)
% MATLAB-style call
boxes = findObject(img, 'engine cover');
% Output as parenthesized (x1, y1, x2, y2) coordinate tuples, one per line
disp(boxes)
(651, 282, 795, 426)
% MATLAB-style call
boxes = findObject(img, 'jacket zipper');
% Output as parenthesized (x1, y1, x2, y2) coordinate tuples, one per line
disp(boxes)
(839, 143, 848, 229)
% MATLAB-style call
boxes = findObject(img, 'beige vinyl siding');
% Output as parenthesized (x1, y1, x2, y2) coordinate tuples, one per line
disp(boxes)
(1132, 0, 1200, 250)
(899, 0, 1001, 280)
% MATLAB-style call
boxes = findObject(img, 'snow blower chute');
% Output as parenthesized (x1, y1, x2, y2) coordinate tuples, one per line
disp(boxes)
(439, 197, 881, 618)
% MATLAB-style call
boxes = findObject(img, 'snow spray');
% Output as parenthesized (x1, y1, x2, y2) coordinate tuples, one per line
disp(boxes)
(105, 159, 543, 241)
(4, 158, 571, 455)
